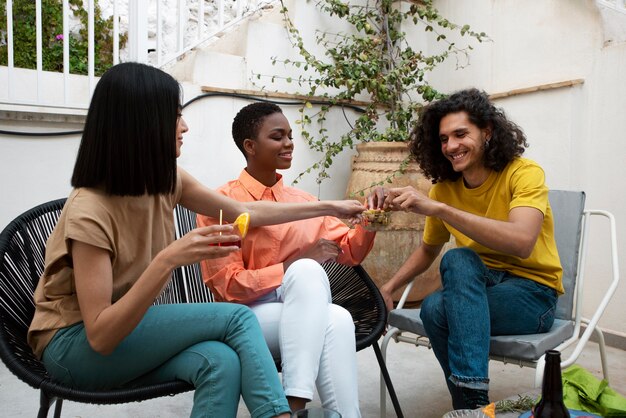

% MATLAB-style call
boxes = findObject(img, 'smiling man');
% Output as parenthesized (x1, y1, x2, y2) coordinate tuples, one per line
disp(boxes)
(369, 88, 563, 411)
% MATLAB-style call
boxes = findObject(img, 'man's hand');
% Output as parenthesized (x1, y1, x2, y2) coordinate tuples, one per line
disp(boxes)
(386, 186, 441, 216)
(379, 282, 395, 313)
(366, 186, 388, 210)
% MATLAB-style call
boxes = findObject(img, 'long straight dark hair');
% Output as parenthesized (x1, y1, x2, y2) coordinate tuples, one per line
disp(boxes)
(71, 62, 180, 195)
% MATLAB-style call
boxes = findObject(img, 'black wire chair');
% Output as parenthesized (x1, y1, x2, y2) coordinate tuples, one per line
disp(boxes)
(0, 199, 193, 418)
(174, 205, 404, 417)
(0, 199, 403, 418)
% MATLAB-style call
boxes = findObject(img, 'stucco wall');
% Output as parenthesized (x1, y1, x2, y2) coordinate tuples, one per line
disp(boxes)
(424, 0, 626, 340)
(1, 0, 624, 340)
(156, 0, 626, 343)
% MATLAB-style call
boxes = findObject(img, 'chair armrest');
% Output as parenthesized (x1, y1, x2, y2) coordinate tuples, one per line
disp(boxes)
(561, 210, 619, 369)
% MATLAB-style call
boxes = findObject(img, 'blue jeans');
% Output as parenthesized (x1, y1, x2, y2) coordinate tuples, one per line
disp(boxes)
(420, 248, 557, 400)
(42, 303, 290, 418)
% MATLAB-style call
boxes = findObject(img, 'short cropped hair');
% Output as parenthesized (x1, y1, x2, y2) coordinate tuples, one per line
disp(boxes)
(71, 62, 180, 195)
(232, 102, 283, 159)
(410, 88, 528, 183)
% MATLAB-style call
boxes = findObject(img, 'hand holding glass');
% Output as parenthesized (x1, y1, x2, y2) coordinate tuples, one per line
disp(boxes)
(209, 209, 242, 247)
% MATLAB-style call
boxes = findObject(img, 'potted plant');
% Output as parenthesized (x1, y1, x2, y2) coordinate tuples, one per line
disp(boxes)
(258, 0, 487, 303)
(267, 0, 486, 185)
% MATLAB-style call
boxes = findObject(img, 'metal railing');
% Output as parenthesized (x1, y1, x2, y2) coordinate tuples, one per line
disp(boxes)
(1, 0, 274, 110)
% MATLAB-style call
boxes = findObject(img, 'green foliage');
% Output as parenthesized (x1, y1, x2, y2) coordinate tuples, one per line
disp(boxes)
(0, 0, 127, 76)
(256, 0, 487, 184)
(496, 394, 538, 413)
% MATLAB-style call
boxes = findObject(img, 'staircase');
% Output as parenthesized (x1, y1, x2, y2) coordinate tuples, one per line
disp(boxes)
(0, 0, 282, 113)
(0, 0, 357, 229)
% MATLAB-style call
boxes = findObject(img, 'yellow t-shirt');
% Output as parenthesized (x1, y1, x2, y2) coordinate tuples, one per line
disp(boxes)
(27, 178, 182, 359)
(422, 157, 563, 294)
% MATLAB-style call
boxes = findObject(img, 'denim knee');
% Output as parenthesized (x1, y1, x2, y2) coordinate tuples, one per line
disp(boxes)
(233, 304, 257, 322)
(188, 341, 241, 383)
(226, 302, 257, 322)
(420, 291, 444, 328)
(440, 247, 482, 270)
(440, 248, 485, 285)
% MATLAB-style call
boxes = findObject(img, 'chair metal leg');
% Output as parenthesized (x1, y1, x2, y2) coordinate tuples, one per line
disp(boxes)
(38, 391, 64, 418)
(379, 327, 400, 418)
(38, 391, 53, 418)
(593, 326, 610, 382)
(53, 398, 64, 418)
(534, 353, 546, 388)
(372, 343, 404, 418)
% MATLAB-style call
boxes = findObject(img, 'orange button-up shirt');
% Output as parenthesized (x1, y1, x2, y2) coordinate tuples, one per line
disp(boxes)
(197, 169, 376, 304)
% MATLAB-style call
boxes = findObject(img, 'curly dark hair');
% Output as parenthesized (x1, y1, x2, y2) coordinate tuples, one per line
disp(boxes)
(232, 102, 283, 159)
(410, 88, 528, 183)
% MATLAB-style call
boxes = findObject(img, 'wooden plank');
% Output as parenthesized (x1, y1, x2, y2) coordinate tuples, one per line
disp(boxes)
(489, 79, 585, 100)
(201, 78, 586, 107)
(199, 85, 373, 107)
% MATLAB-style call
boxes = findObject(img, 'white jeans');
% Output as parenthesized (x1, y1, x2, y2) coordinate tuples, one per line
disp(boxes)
(248, 259, 361, 418)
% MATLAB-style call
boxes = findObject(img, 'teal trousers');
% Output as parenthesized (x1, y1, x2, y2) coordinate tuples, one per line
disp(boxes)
(42, 303, 290, 418)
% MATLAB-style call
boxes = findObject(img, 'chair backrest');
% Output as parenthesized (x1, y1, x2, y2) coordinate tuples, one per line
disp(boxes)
(323, 262, 387, 349)
(0, 200, 208, 325)
(0, 199, 66, 383)
(157, 204, 213, 304)
(549, 190, 586, 320)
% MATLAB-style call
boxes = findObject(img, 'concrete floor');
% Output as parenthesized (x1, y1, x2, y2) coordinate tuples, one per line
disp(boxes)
(1, 338, 625, 417)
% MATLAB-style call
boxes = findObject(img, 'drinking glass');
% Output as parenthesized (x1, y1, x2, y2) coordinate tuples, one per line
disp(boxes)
(209, 223, 242, 247)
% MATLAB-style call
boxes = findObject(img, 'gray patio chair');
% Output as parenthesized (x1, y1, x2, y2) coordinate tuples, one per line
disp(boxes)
(378, 190, 620, 417)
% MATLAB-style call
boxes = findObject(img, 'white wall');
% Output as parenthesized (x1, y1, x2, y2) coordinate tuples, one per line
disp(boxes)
(1, 0, 625, 339)
(181, 0, 626, 337)
(178, 0, 626, 339)
(0, 121, 80, 225)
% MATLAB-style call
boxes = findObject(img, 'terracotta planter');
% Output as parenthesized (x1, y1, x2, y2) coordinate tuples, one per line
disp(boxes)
(345, 142, 445, 305)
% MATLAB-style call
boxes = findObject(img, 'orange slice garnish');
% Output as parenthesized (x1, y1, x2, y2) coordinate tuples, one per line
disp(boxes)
(481, 403, 495, 418)
(233, 212, 250, 239)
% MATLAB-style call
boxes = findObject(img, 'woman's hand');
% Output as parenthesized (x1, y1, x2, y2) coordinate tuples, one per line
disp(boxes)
(330, 199, 367, 224)
(299, 239, 342, 264)
(160, 224, 241, 268)
(283, 239, 344, 271)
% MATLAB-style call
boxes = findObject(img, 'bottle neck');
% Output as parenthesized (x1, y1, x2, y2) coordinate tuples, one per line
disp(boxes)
(541, 351, 564, 401)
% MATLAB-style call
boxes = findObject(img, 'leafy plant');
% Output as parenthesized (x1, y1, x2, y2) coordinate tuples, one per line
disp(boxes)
(255, 0, 487, 185)
(496, 394, 538, 413)
(0, 0, 127, 76)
